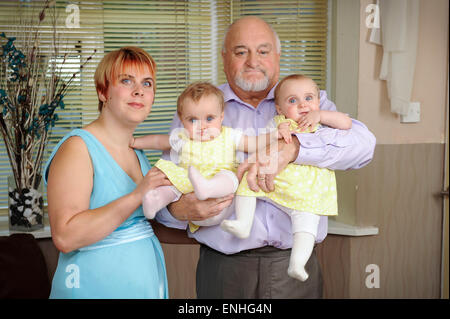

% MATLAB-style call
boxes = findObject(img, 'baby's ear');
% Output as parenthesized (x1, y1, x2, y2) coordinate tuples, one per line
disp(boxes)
(275, 104, 282, 114)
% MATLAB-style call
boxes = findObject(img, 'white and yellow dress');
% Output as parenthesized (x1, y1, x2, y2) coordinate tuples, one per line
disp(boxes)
(236, 115, 338, 216)
(155, 126, 242, 195)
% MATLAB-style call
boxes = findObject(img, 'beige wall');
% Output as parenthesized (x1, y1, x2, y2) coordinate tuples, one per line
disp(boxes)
(317, 0, 448, 298)
(358, 0, 448, 145)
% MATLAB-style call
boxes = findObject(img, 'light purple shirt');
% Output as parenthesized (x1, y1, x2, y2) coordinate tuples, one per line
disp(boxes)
(155, 83, 376, 255)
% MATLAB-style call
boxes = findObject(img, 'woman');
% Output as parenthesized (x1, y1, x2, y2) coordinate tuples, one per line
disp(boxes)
(45, 47, 174, 298)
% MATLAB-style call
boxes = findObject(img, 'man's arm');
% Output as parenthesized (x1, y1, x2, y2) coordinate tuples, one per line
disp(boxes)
(293, 90, 376, 170)
(294, 119, 376, 170)
(242, 90, 376, 192)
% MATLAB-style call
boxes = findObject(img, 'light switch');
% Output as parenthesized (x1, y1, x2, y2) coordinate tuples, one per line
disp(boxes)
(400, 102, 420, 123)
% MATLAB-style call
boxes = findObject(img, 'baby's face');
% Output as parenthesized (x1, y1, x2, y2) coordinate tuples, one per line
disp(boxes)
(180, 94, 224, 141)
(275, 78, 320, 122)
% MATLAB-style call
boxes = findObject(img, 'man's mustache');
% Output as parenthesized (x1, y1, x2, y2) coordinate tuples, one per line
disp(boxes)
(242, 68, 266, 75)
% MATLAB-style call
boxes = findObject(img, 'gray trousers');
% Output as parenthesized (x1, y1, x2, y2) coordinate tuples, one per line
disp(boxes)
(196, 244, 323, 299)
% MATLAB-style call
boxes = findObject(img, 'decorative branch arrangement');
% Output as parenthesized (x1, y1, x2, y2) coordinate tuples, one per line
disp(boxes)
(0, 0, 95, 229)
(0, 0, 94, 191)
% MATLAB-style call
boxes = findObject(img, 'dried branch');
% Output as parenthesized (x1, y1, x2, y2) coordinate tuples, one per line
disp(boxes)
(0, 0, 95, 191)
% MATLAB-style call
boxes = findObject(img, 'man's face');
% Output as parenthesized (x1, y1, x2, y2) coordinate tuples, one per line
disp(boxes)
(222, 18, 280, 95)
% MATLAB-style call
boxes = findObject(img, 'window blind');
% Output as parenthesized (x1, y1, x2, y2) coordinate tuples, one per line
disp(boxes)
(102, 0, 215, 164)
(0, 0, 103, 208)
(0, 0, 328, 211)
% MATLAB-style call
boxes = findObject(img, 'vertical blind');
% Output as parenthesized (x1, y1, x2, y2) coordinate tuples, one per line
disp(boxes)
(0, 0, 328, 211)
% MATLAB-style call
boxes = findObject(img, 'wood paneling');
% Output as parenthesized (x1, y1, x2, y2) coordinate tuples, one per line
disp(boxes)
(316, 235, 351, 298)
(161, 243, 199, 299)
(317, 144, 444, 298)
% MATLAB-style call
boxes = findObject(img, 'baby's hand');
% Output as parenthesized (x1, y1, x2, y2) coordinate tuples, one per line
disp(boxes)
(277, 122, 292, 144)
(298, 107, 320, 131)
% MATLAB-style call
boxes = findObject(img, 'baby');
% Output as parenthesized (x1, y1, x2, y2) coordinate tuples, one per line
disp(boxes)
(220, 74, 352, 282)
(131, 82, 291, 231)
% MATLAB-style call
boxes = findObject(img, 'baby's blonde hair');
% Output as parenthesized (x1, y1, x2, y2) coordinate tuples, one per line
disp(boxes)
(177, 82, 225, 116)
(274, 74, 320, 105)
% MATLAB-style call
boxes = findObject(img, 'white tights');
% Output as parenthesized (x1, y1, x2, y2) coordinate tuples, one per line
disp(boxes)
(221, 196, 320, 281)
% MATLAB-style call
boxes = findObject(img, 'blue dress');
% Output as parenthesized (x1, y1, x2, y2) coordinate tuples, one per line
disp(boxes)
(44, 129, 168, 299)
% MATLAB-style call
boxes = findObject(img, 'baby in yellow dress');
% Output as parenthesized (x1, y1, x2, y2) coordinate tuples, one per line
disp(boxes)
(220, 74, 352, 282)
(131, 82, 291, 231)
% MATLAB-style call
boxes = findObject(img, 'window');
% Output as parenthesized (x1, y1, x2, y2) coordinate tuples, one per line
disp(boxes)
(0, 0, 328, 211)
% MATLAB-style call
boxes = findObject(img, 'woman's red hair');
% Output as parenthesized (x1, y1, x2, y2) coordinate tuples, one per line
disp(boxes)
(94, 47, 157, 111)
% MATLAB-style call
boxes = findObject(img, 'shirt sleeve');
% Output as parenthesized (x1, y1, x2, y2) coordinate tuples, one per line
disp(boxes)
(168, 129, 185, 153)
(155, 206, 188, 230)
(229, 127, 244, 149)
(293, 90, 376, 170)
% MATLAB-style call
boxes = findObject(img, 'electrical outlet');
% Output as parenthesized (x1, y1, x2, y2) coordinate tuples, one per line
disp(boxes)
(400, 102, 420, 123)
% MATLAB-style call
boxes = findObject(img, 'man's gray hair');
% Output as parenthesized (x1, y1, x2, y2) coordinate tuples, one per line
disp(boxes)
(221, 17, 281, 55)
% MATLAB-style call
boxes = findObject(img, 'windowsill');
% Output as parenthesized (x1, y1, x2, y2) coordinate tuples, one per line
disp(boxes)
(0, 215, 51, 239)
(0, 215, 378, 239)
(327, 219, 379, 236)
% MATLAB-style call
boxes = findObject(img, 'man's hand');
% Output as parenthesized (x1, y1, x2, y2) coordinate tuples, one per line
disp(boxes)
(167, 192, 234, 221)
(237, 137, 300, 193)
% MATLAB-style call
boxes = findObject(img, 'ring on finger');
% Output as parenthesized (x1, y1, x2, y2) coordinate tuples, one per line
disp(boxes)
(258, 175, 266, 180)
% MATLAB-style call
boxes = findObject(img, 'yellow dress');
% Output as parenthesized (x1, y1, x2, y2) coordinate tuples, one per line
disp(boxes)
(236, 115, 338, 216)
(155, 126, 241, 195)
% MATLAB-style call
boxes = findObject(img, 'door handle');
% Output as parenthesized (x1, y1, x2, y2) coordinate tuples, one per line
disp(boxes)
(442, 187, 449, 197)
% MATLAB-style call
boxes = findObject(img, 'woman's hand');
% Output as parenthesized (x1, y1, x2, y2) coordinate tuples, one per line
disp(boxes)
(133, 167, 172, 200)
(167, 192, 234, 221)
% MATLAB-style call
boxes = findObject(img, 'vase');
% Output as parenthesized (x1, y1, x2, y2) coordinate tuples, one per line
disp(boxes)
(7, 175, 45, 232)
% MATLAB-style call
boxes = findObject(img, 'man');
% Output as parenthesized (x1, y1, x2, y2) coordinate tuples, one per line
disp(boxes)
(156, 16, 376, 298)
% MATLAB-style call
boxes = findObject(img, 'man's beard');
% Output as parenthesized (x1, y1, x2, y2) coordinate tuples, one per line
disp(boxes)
(234, 70, 270, 92)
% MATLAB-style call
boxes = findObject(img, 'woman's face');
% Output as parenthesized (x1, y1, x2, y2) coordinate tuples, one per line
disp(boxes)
(99, 64, 155, 126)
